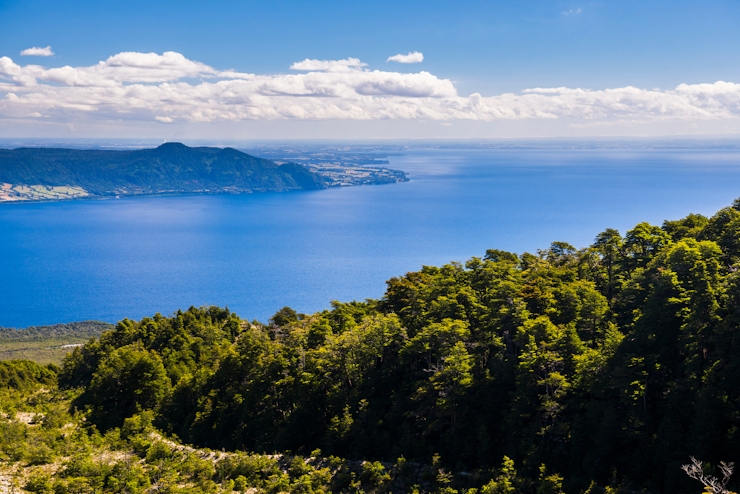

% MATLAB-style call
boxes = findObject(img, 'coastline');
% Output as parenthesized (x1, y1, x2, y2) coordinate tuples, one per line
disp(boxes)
(0, 179, 410, 205)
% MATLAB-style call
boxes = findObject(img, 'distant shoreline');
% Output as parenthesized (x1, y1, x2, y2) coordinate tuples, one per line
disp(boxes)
(0, 142, 408, 204)
(0, 185, 281, 204)
(0, 179, 409, 205)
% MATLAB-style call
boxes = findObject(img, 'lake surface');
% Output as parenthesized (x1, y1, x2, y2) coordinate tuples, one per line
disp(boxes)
(3, 147, 740, 328)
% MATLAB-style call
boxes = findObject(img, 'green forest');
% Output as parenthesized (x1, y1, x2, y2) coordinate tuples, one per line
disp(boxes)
(4, 200, 740, 493)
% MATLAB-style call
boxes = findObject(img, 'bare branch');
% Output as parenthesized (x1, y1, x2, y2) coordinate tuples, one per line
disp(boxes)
(682, 457, 735, 494)
(720, 462, 735, 485)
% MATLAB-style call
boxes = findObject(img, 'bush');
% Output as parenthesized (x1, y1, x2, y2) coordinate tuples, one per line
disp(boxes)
(361, 461, 391, 488)
(61, 454, 110, 480)
(26, 442, 56, 465)
(215, 453, 281, 485)
(180, 452, 216, 483)
(289, 456, 312, 478)
(0, 419, 27, 461)
(264, 472, 291, 494)
(108, 461, 151, 494)
(0, 360, 57, 391)
(233, 475, 249, 492)
(53, 477, 94, 494)
(25, 472, 53, 494)
(42, 408, 70, 430)
(145, 440, 174, 463)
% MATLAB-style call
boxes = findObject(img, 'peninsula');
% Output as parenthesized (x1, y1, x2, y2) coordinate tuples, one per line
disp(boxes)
(0, 143, 408, 202)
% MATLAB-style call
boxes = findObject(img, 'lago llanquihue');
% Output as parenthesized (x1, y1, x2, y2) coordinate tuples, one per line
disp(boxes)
(3, 146, 740, 328)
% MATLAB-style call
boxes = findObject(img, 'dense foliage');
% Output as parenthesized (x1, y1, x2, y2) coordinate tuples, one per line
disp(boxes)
(0, 360, 57, 391)
(0, 143, 326, 195)
(0, 398, 486, 494)
(52, 199, 740, 493)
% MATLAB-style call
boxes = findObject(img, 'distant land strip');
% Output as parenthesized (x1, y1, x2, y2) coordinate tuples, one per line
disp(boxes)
(0, 142, 408, 203)
(0, 320, 114, 365)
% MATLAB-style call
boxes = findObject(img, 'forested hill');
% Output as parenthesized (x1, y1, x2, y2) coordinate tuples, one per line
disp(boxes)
(48, 198, 740, 494)
(5, 200, 740, 493)
(0, 143, 327, 199)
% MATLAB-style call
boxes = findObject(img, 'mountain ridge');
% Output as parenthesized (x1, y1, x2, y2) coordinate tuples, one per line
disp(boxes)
(0, 143, 328, 200)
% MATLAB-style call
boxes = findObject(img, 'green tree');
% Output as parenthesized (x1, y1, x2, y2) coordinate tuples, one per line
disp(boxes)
(85, 344, 170, 430)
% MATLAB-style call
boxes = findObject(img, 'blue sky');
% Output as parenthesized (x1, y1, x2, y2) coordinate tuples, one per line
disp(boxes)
(2, 0, 740, 139)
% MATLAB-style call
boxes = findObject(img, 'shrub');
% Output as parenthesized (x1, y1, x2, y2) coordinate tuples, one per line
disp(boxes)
(0, 360, 57, 391)
(290, 455, 312, 478)
(25, 472, 53, 494)
(233, 475, 249, 492)
(361, 461, 391, 488)
(145, 440, 174, 463)
(53, 477, 94, 494)
(26, 442, 56, 465)
(215, 453, 281, 485)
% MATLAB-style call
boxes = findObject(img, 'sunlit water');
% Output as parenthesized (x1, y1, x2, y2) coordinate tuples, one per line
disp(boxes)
(2, 148, 740, 327)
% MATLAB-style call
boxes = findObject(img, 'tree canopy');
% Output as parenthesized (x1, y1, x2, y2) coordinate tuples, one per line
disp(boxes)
(56, 199, 740, 493)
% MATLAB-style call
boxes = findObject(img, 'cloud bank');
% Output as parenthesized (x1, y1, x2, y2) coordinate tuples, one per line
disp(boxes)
(2, 50, 740, 128)
(20, 46, 55, 57)
(387, 51, 424, 63)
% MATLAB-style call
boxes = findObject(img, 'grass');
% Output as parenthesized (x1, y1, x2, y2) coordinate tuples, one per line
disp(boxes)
(0, 340, 87, 366)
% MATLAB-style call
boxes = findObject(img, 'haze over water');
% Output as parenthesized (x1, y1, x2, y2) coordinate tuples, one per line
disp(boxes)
(2, 147, 740, 328)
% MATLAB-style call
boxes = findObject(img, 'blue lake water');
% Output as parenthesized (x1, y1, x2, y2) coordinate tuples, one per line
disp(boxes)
(2, 147, 740, 328)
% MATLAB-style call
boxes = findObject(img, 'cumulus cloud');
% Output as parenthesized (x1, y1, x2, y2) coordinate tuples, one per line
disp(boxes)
(387, 52, 424, 64)
(20, 46, 54, 57)
(290, 58, 367, 72)
(2, 50, 740, 127)
(0, 51, 221, 88)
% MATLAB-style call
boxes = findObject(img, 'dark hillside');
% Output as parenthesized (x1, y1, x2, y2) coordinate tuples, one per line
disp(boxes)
(0, 143, 327, 196)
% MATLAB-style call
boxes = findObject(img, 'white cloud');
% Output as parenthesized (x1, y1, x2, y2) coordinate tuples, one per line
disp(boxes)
(39, 51, 219, 87)
(290, 58, 367, 72)
(561, 8, 582, 15)
(387, 52, 424, 64)
(2, 50, 740, 129)
(1, 51, 220, 88)
(20, 46, 54, 57)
